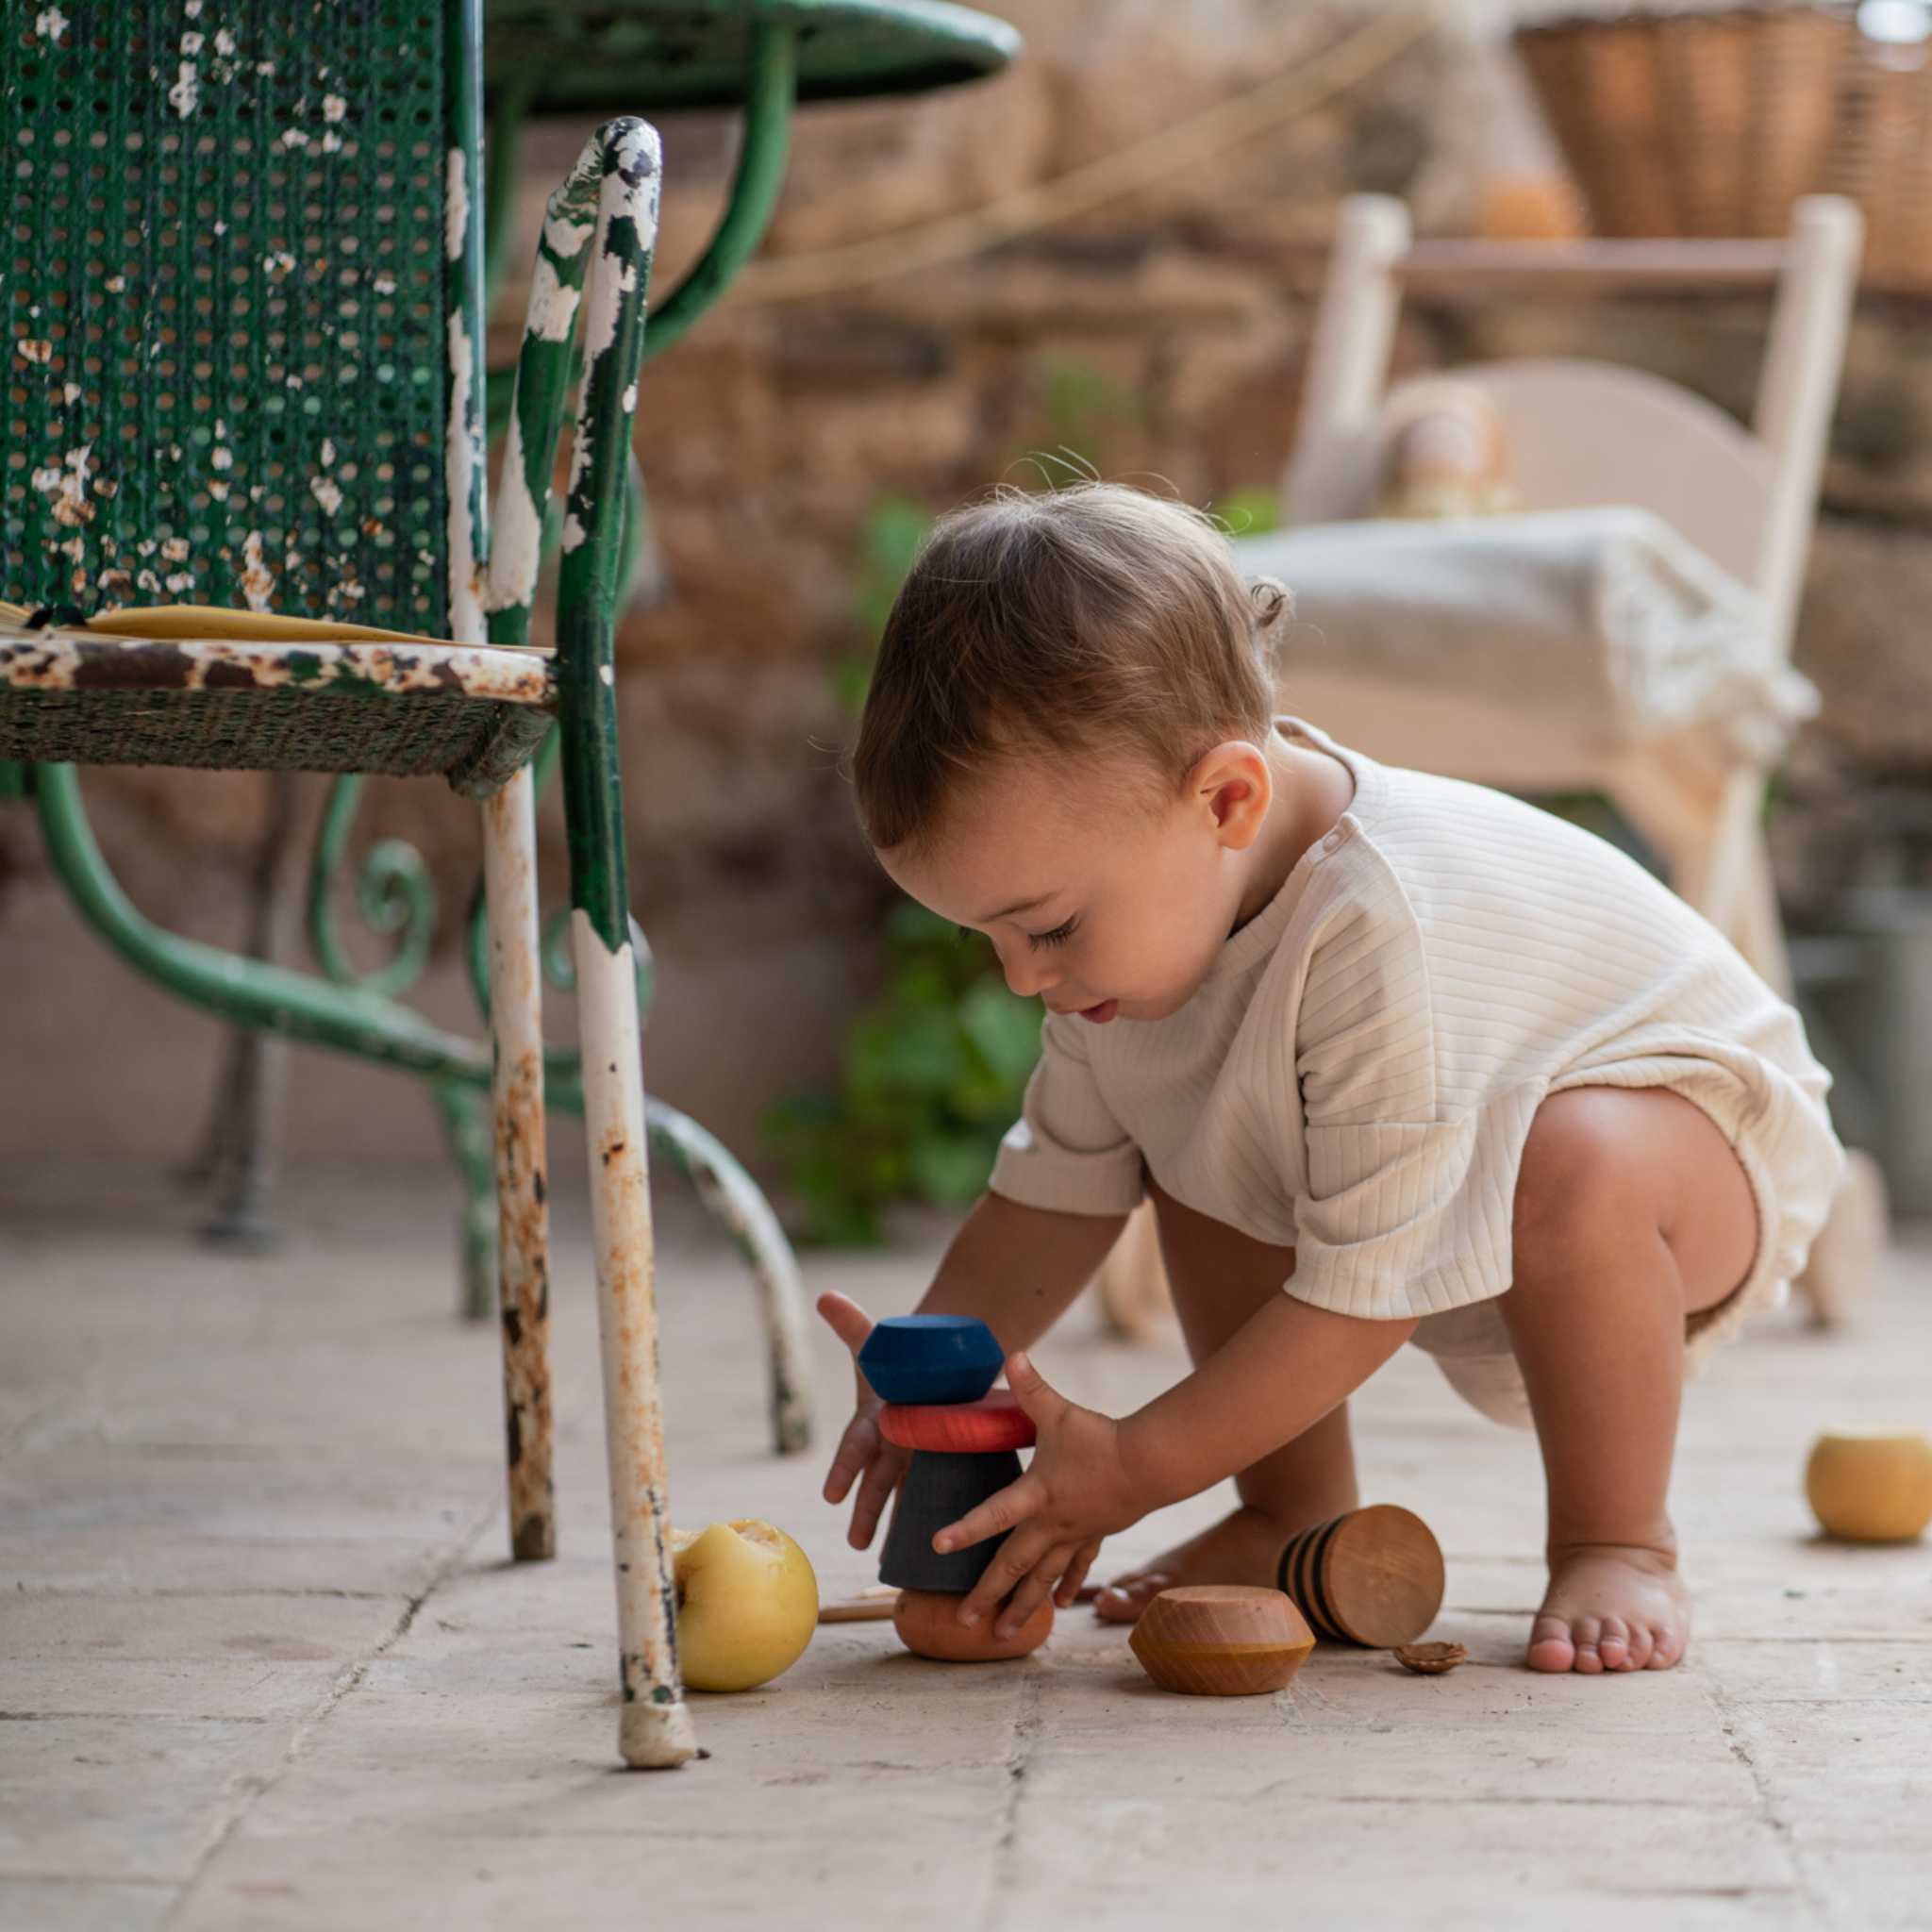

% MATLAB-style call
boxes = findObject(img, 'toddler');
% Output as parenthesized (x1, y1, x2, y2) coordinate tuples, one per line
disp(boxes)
(819, 481, 1843, 1674)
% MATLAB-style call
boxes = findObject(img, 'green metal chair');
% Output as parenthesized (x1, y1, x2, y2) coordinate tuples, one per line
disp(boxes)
(0, 0, 787, 1768)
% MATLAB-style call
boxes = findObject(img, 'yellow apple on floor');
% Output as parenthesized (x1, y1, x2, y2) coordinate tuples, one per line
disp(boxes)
(1806, 1428, 1932, 1542)
(670, 1520, 820, 1691)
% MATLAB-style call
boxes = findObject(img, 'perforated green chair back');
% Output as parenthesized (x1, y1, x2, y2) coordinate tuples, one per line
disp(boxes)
(0, 0, 541, 790)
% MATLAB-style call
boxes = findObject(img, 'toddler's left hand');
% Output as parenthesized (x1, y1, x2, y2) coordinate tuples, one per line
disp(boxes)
(935, 1353, 1145, 1639)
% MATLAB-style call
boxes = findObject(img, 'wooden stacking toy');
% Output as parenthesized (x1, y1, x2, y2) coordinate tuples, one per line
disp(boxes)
(859, 1316, 1053, 1661)
(1129, 1586, 1315, 1696)
(1274, 1505, 1445, 1648)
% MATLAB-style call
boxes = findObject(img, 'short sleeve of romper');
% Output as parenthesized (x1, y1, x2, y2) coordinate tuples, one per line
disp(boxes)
(1288, 845, 1544, 1324)
(988, 1012, 1146, 1217)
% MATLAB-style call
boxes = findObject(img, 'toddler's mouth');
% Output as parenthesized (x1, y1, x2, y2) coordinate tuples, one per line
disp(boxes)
(1076, 999, 1119, 1024)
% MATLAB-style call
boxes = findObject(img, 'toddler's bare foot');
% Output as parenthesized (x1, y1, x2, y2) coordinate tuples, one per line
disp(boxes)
(1093, 1504, 1339, 1624)
(1527, 1542, 1690, 1674)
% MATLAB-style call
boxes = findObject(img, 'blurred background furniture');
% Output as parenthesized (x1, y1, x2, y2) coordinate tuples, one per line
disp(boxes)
(1095, 187, 1886, 1341)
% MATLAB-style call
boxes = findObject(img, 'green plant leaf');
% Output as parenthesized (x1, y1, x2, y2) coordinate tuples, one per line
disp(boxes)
(908, 1129, 999, 1206)
(958, 977, 1043, 1089)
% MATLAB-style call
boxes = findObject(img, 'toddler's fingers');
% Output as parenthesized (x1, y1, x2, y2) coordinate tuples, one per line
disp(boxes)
(815, 1291, 874, 1360)
(847, 1445, 906, 1551)
(933, 1472, 1042, 1560)
(996, 1546, 1074, 1639)
(821, 1414, 878, 1506)
(956, 1521, 1054, 1628)
(1056, 1540, 1103, 1607)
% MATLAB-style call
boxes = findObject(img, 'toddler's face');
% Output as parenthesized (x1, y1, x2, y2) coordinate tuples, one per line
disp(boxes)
(878, 744, 1264, 1026)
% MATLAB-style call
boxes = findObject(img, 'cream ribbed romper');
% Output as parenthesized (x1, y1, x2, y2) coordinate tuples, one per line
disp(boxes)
(987, 717, 1843, 1427)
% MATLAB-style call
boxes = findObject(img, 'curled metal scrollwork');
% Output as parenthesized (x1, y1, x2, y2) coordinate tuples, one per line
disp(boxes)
(308, 774, 439, 998)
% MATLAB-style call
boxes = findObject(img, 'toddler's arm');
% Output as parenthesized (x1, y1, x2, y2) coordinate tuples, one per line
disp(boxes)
(819, 1189, 1129, 1549)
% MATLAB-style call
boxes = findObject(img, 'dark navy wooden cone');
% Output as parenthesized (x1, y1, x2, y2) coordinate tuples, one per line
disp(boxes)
(878, 1449, 1021, 1592)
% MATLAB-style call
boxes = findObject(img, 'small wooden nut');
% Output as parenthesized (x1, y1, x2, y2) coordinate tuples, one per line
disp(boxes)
(1393, 1641, 1467, 1674)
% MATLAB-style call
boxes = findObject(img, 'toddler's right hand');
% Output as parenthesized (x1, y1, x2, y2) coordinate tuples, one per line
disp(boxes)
(817, 1291, 911, 1552)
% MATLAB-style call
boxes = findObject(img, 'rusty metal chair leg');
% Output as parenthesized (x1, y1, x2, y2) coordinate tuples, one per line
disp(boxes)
(484, 767, 555, 1563)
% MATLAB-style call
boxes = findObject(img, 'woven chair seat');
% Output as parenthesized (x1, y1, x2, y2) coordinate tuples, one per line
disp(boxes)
(0, 632, 556, 799)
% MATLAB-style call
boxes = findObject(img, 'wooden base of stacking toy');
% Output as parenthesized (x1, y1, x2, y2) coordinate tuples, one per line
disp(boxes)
(1275, 1504, 1444, 1647)
(1806, 1428, 1932, 1541)
(893, 1588, 1054, 1661)
(1129, 1586, 1315, 1696)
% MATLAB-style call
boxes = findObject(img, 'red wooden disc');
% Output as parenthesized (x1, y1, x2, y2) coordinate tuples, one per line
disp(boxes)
(879, 1390, 1036, 1453)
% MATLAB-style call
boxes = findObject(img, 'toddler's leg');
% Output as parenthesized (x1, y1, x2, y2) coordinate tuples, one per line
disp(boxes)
(1094, 1180, 1360, 1623)
(1505, 1087, 1757, 1674)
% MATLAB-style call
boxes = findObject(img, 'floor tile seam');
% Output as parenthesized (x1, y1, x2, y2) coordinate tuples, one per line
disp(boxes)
(158, 1486, 506, 1932)
(1704, 1663, 1833, 1932)
(977, 1667, 1046, 1932)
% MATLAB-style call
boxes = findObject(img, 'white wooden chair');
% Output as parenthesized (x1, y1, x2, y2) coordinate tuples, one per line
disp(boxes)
(1094, 193, 1882, 1340)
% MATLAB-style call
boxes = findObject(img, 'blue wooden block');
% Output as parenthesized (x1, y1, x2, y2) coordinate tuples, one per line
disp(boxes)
(858, 1314, 1003, 1407)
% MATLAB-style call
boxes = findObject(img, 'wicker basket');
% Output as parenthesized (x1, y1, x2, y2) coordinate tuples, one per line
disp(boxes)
(1513, 5, 1932, 283)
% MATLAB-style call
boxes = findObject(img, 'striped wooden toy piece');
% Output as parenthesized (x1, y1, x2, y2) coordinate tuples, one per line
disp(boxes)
(1274, 1504, 1444, 1648)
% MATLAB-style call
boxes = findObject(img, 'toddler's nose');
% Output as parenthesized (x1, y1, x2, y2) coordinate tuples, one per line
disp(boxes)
(1000, 950, 1058, 1002)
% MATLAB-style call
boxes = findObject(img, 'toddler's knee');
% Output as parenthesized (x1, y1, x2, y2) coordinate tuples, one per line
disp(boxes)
(1512, 1090, 1652, 1278)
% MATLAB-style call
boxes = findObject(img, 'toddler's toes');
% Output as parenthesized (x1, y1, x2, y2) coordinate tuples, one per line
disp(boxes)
(1525, 1613, 1577, 1674)
(1622, 1621, 1657, 1671)
(1646, 1624, 1686, 1670)
(1596, 1615, 1633, 1672)
(1569, 1613, 1606, 1674)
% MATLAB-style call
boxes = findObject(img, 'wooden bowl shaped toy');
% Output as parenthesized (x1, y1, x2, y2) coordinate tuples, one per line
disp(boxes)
(1275, 1505, 1444, 1647)
(1129, 1586, 1316, 1696)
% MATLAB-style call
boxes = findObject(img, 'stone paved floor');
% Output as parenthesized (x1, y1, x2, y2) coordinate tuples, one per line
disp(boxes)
(1, 1165, 1928, 1930)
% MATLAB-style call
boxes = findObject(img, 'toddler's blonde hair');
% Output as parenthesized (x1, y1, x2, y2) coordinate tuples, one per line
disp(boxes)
(851, 481, 1290, 854)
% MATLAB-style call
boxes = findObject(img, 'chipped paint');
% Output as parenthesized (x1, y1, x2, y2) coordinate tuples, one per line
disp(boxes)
(34, 7, 67, 40)
(323, 92, 346, 123)
(542, 211, 593, 259)
(310, 475, 343, 515)
(214, 26, 236, 56)
(444, 310, 483, 643)
(31, 445, 93, 527)
(240, 530, 275, 612)
(622, 383, 637, 414)
(559, 514, 587, 553)
(16, 340, 52, 365)
(444, 145, 468, 264)
(574, 910, 695, 1768)
(168, 60, 198, 119)
(1, 628, 557, 708)
(525, 256, 580, 341)
(488, 413, 545, 618)
(484, 769, 555, 1563)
